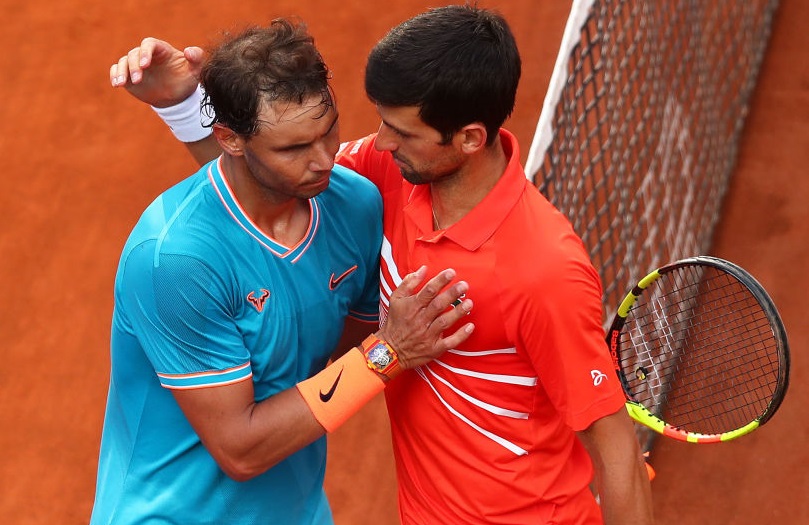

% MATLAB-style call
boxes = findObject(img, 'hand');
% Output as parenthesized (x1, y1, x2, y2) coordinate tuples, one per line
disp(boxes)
(108, 37, 205, 108)
(377, 266, 474, 370)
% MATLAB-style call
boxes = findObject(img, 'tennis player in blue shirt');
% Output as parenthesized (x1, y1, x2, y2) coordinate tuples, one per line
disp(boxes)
(92, 20, 474, 525)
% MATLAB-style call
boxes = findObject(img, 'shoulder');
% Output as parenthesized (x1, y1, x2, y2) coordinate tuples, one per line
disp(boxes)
(521, 189, 593, 265)
(129, 165, 213, 238)
(336, 134, 379, 166)
(120, 165, 225, 271)
(501, 192, 601, 298)
(337, 134, 402, 190)
(322, 164, 382, 212)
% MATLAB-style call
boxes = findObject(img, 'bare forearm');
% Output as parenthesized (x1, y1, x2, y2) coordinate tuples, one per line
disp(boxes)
(174, 382, 325, 482)
(579, 409, 655, 525)
(219, 388, 325, 480)
(595, 453, 655, 525)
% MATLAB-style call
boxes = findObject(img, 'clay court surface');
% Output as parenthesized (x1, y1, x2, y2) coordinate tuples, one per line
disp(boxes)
(1, 0, 806, 523)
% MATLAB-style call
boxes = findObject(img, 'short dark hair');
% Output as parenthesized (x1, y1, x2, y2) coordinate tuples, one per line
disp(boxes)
(201, 19, 332, 137)
(365, 4, 521, 145)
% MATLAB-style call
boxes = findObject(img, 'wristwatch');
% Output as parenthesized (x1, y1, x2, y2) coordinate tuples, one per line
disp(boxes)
(361, 335, 401, 379)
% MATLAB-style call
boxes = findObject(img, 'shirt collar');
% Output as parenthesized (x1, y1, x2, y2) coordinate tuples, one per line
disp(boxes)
(405, 129, 527, 251)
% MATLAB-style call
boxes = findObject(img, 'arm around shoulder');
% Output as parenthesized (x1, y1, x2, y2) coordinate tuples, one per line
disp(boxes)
(150, 84, 221, 165)
(109, 37, 221, 166)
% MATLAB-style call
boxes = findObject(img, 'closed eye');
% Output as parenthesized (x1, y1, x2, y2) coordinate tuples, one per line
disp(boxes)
(278, 114, 339, 152)
(382, 120, 411, 139)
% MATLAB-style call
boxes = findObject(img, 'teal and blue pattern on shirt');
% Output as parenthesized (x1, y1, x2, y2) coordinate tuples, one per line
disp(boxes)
(91, 159, 382, 525)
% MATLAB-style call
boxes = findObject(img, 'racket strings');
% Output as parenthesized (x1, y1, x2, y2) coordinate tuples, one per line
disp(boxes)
(621, 265, 781, 435)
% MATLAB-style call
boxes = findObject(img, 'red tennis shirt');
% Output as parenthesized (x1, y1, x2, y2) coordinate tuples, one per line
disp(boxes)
(337, 130, 626, 524)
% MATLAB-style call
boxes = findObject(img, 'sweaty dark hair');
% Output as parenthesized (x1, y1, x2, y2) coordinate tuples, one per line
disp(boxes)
(365, 4, 521, 145)
(200, 19, 332, 137)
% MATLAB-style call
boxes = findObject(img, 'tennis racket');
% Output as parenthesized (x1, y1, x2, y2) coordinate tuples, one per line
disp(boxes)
(606, 256, 789, 443)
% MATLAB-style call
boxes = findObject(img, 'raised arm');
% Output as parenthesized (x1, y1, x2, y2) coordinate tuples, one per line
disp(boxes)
(109, 37, 221, 165)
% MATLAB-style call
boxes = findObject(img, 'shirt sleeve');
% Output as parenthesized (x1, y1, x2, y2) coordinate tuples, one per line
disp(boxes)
(520, 253, 626, 431)
(116, 240, 253, 389)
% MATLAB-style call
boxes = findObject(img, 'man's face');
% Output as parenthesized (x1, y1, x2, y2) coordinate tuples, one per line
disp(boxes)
(374, 104, 464, 185)
(238, 95, 340, 201)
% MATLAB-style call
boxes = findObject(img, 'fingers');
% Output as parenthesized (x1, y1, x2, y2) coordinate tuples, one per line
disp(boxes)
(110, 50, 140, 87)
(390, 266, 470, 322)
(184, 46, 206, 76)
(391, 265, 428, 298)
(378, 267, 475, 369)
(392, 266, 458, 306)
(126, 47, 145, 84)
(416, 273, 471, 334)
(109, 37, 164, 87)
(110, 53, 130, 87)
(416, 268, 459, 307)
(426, 292, 475, 349)
(436, 320, 476, 352)
(434, 280, 470, 317)
(434, 294, 473, 330)
(109, 63, 121, 87)
(110, 44, 147, 87)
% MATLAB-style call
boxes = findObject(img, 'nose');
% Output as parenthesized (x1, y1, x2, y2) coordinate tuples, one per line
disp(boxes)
(374, 122, 397, 152)
(309, 141, 336, 172)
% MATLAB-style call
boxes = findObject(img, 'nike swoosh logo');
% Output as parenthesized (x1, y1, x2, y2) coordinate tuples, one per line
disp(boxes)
(319, 368, 344, 402)
(329, 265, 358, 291)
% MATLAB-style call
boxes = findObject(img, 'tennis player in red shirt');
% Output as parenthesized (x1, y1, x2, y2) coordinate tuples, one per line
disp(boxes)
(108, 6, 654, 524)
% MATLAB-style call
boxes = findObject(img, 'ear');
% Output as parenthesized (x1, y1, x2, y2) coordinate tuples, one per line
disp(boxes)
(457, 123, 488, 154)
(212, 123, 246, 157)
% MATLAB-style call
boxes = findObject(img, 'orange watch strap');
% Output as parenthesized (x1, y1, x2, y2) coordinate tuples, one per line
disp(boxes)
(360, 335, 401, 379)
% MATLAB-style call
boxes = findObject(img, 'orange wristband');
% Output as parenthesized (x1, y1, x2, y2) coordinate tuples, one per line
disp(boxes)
(296, 347, 385, 432)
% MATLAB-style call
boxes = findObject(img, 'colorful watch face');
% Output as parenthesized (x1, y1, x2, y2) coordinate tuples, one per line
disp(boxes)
(368, 344, 393, 368)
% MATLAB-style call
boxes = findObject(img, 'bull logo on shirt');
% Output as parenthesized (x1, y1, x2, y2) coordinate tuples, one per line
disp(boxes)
(247, 289, 271, 313)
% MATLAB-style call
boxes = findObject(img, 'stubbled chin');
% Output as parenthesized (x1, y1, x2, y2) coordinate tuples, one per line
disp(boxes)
(400, 170, 426, 185)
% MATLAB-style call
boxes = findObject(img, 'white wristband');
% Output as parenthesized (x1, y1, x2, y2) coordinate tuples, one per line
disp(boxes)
(150, 84, 212, 143)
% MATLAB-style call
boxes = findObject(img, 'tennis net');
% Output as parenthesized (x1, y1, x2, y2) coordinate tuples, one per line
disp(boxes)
(524, 0, 779, 450)
(525, 0, 778, 325)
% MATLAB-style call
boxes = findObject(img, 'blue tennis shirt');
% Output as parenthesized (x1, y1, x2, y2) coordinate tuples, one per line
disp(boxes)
(91, 158, 381, 524)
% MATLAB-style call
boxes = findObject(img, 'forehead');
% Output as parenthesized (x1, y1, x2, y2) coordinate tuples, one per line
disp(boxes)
(376, 105, 422, 129)
(376, 104, 440, 140)
(254, 96, 336, 145)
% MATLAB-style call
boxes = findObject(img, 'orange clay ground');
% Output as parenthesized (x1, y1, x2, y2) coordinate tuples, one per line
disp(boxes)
(1, 1, 806, 523)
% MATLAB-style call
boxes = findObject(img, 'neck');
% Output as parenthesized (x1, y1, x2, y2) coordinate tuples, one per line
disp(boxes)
(431, 134, 509, 229)
(220, 155, 311, 245)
